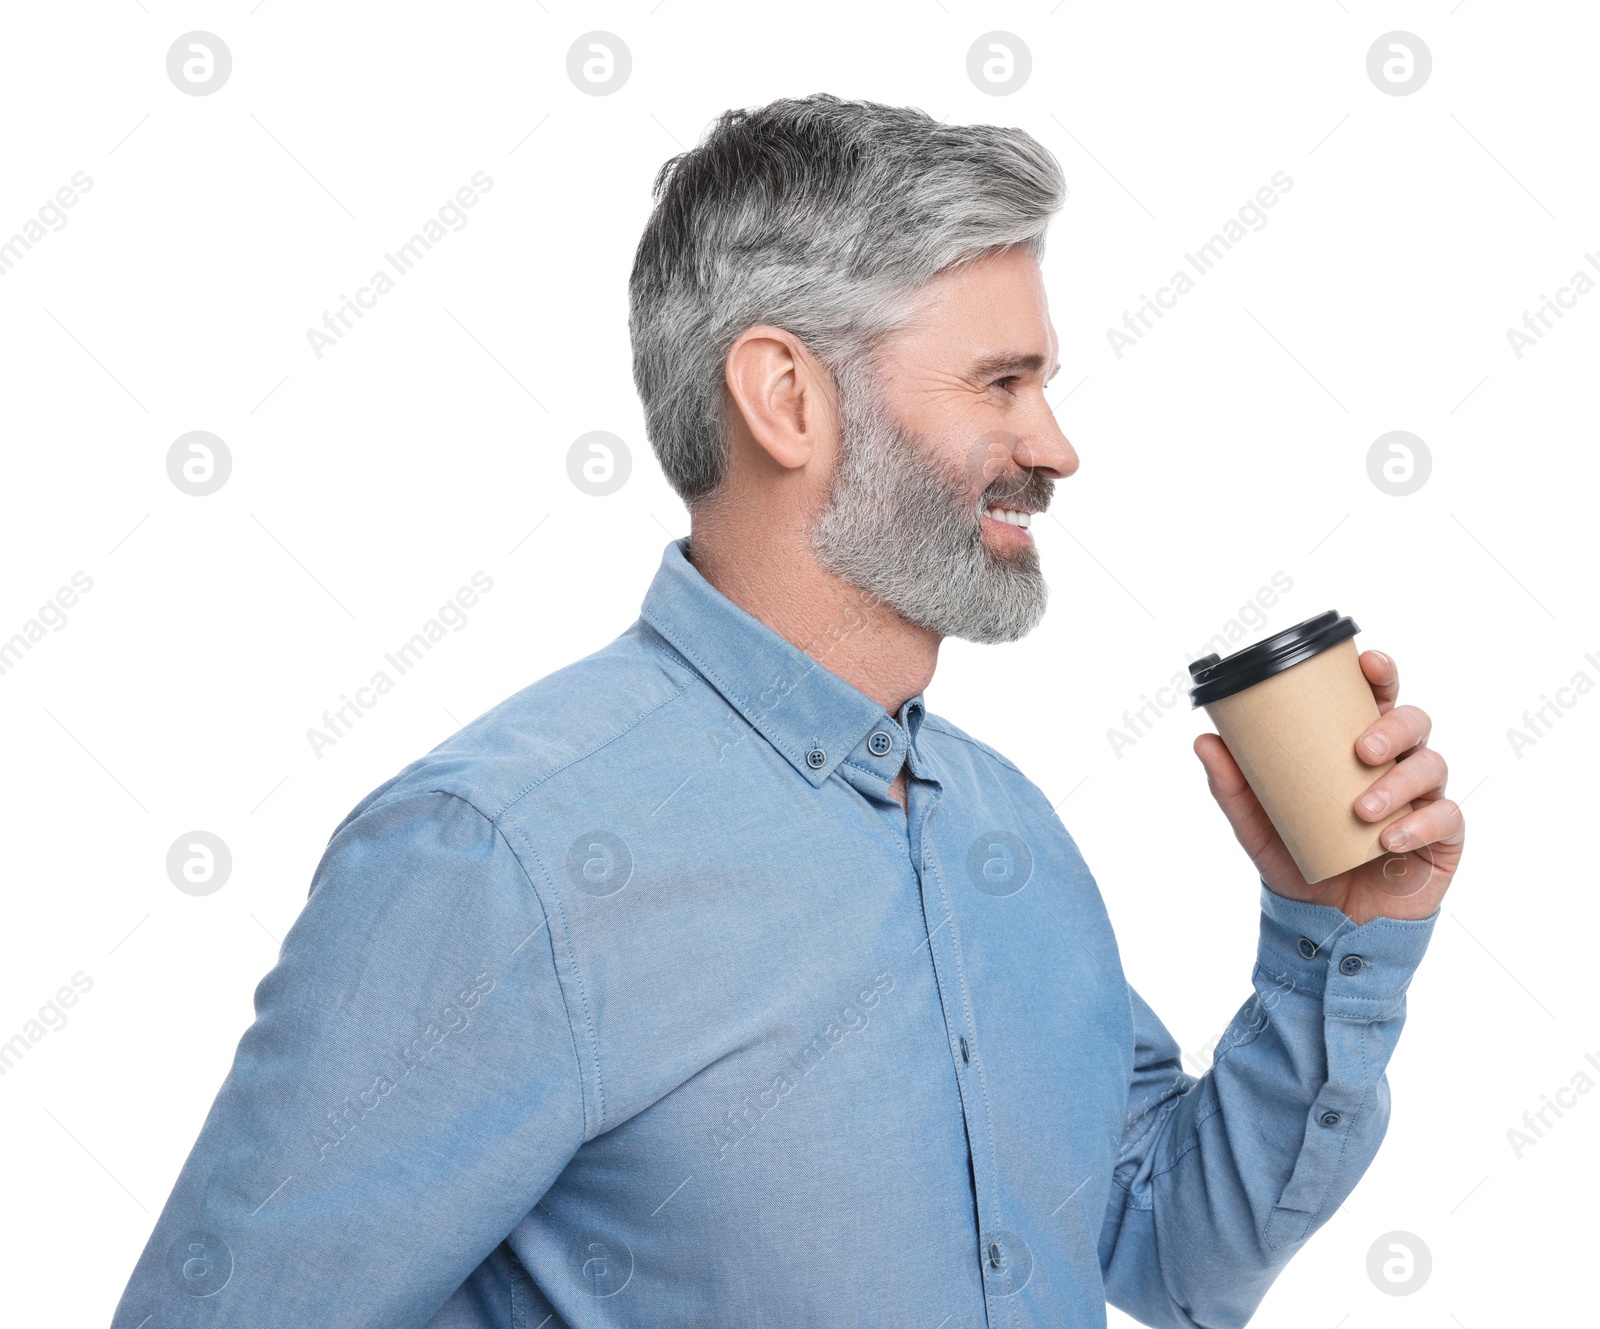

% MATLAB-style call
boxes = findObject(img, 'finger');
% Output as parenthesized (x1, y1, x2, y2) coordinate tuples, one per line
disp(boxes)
(1361, 649, 1400, 715)
(1355, 745, 1447, 821)
(1378, 794, 1465, 854)
(1356, 702, 1431, 764)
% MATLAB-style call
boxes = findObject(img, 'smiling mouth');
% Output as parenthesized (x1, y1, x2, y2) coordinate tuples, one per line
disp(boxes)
(981, 506, 1033, 530)
(980, 506, 1036, 545)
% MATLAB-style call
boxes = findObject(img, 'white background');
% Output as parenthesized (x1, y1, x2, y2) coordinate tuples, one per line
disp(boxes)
(1, 3, 1593, 1325)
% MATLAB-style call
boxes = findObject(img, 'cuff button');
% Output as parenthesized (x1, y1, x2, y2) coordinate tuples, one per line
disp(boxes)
(1338, 954, 1365, 976)
(1296, 937, 1318, 959)
(1319, 1111, 1342, 1128)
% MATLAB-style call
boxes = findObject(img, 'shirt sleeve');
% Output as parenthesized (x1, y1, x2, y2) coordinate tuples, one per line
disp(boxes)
(111, 788, 587, 1329)
(1097, 879, 1439, 1328)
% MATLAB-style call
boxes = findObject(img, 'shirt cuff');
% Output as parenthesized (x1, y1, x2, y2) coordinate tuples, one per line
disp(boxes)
(1257, 878, 1439, 1021)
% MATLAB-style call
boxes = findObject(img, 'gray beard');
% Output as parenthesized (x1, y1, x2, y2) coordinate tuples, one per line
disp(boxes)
(808, 373, 1053, 644)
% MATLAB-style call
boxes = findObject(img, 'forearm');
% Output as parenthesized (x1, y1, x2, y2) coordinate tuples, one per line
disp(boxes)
(1230, 884, 1436, 1245)
(1102, 881, 1438, 1327)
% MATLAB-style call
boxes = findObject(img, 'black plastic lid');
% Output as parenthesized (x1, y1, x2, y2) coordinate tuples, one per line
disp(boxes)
(1187, 610, 1359, 708)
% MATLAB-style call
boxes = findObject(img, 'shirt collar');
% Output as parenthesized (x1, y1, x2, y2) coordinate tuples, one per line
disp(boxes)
(639, 536, 926, 787)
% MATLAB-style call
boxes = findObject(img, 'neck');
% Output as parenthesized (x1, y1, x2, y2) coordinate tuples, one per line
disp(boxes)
(686, 513, 939, 718)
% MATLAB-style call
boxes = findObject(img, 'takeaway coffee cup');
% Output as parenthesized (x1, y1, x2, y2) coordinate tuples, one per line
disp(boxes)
(1188, 611, 1412, 885)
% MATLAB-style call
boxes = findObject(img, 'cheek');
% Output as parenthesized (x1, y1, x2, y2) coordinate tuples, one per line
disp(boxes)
(911, 422, 1000, 493)
(875, 382, 999, 496)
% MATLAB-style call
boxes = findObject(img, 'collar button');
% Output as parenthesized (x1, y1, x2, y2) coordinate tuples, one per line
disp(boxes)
(868, 731, 893, 756)
(805, 747, 827, 769)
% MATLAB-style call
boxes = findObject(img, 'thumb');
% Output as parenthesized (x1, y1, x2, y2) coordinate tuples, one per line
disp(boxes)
(1193, 732, 1276, 856)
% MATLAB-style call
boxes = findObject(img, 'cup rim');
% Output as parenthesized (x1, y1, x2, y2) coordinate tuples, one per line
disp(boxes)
(1187, 609, 1359, 708)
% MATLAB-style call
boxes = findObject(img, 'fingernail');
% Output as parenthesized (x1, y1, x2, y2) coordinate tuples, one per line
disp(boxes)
(1385, 826, 1411, 850)
(1372, 651, 1391, 669)
(1359, 790, 1388, 815)
(1363, 732, 1390, 758)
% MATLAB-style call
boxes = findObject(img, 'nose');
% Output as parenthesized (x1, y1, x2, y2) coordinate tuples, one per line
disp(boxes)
(1012, 395, 1079, 480)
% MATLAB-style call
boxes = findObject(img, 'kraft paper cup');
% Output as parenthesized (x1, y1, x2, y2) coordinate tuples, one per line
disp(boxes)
(1188, 611, 1412, 885)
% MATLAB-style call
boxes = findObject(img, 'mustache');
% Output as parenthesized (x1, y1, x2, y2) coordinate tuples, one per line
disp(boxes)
(979, 467, 1053, 514)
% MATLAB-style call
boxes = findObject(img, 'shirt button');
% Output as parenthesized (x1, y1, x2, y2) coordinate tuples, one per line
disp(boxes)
(959, 1036, 970, 1063)
(1297, 937, 1318, 959)
(1338, 954, 1365, 976)
(1319, 1111, 1342, 1128)
(988, 1240, 1004, 1270)
(868, 730, 893, 756)
(805, 747, 826, 769)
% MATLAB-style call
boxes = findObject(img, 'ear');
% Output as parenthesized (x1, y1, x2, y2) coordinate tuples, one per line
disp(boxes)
(724, 325, 835, 473)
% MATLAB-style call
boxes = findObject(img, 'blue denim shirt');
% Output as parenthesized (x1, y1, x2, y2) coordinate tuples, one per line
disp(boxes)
(114, 536, 1438, 1329)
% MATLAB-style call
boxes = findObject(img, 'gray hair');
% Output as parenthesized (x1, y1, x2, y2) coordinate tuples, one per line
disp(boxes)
(627, 93, 1067, 508)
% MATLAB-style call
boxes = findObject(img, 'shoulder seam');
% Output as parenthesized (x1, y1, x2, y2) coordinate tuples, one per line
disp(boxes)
(502, 812, 607, 1141)
(451, 790, 595, 1145)
(334, 787, 593, 1143)
(429, 788, 596, 1144)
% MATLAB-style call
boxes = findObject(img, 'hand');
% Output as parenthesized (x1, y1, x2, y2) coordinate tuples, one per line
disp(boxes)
(1193, 649, 1464, 925)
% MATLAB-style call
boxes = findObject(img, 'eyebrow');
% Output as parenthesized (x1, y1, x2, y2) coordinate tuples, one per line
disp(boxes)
(970, 352, 1061, 384)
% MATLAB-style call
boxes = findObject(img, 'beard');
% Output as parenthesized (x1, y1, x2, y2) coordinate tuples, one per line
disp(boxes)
(808, 367, 1054, 644)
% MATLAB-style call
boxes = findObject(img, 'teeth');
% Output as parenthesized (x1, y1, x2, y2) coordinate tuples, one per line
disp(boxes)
(984, 507, 1032, 529)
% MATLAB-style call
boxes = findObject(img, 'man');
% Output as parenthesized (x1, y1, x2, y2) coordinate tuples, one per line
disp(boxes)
(114, 93, 1464, 1328)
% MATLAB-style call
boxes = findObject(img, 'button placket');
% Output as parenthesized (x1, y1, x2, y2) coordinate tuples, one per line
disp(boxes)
(912, 814, 1013, 1328)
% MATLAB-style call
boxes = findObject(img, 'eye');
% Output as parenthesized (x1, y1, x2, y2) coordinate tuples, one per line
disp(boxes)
(990, 376, 1019, 395)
